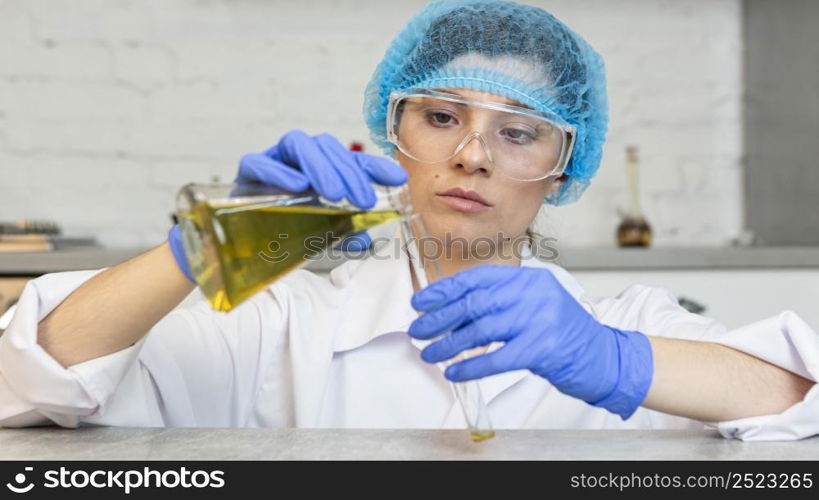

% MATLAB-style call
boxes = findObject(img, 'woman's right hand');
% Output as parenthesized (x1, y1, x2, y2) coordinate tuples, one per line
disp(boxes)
(237, 129, 408, 209)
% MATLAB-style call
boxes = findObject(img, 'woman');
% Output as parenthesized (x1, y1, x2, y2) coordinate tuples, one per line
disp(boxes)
(1, 0, 817, 439)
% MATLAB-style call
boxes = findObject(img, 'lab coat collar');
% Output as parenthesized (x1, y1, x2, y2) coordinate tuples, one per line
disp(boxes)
(331, 226, 568, 404)
(330, 226, 419, 353)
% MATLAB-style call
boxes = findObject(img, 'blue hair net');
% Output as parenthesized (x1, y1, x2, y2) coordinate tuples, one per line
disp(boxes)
(363, 0, 608, 205)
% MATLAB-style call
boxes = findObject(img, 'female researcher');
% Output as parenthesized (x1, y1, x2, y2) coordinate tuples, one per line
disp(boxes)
(1, 0, 817, 439)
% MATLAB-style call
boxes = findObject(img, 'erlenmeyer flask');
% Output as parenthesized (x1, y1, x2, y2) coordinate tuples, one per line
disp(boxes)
(401, 215, 495, 442)
(176, 182, 411, 312)
(616, 145, 652, 247)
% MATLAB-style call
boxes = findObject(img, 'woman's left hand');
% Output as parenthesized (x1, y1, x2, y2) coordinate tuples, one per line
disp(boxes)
(408, 265, 654, 419)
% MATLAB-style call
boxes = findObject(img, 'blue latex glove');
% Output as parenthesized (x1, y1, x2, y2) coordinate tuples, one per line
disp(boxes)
(236, 129, 407, 251)
(408, 265, 654, 420)
(168, 130, 408, 279)
(168, 224, 195, 283)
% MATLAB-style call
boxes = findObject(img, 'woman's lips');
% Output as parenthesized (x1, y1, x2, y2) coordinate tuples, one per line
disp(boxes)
(436, 188, 492, 214)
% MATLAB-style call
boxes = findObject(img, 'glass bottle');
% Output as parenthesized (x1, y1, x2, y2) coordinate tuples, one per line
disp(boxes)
(616, 146, 653, 247)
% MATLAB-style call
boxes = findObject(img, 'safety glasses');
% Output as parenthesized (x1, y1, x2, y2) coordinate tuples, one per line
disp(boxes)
(387, 88, 575, 182)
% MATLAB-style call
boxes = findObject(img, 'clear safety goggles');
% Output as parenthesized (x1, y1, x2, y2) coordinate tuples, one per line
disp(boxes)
(386, 88, 576, 182)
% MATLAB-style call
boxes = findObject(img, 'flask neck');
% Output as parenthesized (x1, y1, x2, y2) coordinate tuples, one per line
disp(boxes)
(625, 147, 644, 218)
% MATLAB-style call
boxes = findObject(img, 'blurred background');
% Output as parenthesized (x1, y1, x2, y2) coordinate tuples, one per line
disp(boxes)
(1, 0, 818, 329)
(0, 0, 749, 248)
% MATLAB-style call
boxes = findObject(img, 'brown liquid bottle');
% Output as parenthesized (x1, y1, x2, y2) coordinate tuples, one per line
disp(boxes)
(617, 146, 653, 247)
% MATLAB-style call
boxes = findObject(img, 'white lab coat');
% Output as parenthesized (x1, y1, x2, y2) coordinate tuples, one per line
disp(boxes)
(1, 228, 818, 440)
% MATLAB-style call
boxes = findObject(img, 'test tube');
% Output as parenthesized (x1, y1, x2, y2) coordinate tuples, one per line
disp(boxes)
(400, 213, 495, 442)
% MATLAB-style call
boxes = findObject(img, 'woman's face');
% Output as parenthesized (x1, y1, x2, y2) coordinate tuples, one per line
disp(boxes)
(396, 88, 563, 258)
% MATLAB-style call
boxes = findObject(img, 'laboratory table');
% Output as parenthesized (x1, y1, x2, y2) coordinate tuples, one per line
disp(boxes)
(1, 428, 818, 460)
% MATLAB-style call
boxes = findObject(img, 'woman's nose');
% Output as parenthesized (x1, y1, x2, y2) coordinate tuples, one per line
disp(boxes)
(451, 133, 494, 176)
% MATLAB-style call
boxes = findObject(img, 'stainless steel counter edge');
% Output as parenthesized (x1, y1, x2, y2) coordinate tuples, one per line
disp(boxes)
(1, 428, 817, 460)
(4, 246, 819, 275)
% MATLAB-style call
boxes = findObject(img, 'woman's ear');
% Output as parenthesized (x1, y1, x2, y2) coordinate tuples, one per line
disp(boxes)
(547, 174, 567, 197)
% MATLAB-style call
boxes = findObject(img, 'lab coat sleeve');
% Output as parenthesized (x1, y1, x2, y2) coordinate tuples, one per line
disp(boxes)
(585, 284, 819, 441)
(702, 311, 819, 441)
(0, 269, 284, 428)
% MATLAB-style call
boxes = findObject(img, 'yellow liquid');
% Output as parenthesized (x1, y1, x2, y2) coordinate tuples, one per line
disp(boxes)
(470, 430, 496, 443)
(179, 202, 400, 312)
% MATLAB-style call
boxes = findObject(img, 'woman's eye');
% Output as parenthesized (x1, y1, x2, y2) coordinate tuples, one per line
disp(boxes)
(501, 127, 535, 144)
(427, 112, 455, 126)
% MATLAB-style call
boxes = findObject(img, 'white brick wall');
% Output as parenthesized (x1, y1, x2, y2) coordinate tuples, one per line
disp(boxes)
(0, 0, 743, 248)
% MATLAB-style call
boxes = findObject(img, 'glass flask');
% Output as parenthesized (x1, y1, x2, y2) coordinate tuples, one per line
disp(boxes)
(176, 182, 410, 312)
(616, 145, 653, 247)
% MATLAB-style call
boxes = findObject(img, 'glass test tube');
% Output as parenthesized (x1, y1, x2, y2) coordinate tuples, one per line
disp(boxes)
(400, 214, 495, 442)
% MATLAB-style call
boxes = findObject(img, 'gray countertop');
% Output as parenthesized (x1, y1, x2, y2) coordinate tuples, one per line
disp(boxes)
(1, 428, 818, 460)
(553, 246, 819, 270)
(0, 247, 145, 275)
(3, 245, 819, 276)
